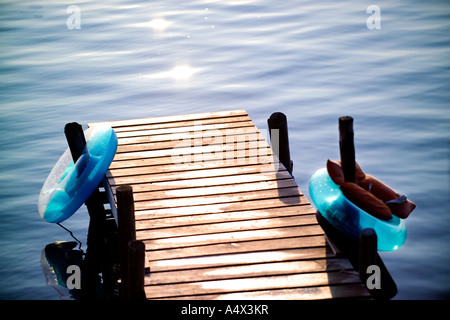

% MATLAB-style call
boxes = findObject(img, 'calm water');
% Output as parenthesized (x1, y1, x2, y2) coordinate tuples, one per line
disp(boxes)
(0, 0, 449, 300)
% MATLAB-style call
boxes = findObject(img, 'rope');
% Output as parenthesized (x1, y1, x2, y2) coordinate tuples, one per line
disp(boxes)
(57, 223, 83, 250)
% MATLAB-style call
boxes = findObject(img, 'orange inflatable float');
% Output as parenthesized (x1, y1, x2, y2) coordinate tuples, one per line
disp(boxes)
(326, 160, 416, 221)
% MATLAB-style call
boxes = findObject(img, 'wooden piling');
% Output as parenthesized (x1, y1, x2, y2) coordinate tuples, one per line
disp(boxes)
(358, 228, 378, 286)
(358, 228, 398, 300)
(127, 240, 146, 300)
(339, 116, 355, 183)
(64, 122, 107, 298)
(338, 117, 399, 299)
(268, 112, 293, 174)
(64, 122, 106, 220)
(117, 185, 136, 299)
(64, 122, 87, 162)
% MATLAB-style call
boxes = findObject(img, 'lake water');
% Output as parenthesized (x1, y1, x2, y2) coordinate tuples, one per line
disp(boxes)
(0, 0, 449, 300)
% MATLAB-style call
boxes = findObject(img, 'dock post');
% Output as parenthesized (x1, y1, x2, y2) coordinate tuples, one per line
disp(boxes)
(64, 122, 107, 298)
(358, 228, 378, 288)
(339, 116, 355, 183)
(64, 122, 86, 162)
(268, 112, 293, 174)
(358, 228, 397, 300)
(117, 185, 136, 299)
(128, 240, 146, 300)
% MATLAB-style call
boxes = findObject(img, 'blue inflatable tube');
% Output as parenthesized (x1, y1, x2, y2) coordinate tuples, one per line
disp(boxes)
(309, 168, 406, 251)
(38, 125, 117, 223)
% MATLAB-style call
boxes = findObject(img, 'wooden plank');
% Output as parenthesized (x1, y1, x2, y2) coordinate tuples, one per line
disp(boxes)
(123, 171, 294, 194)
(129, 179, 299, 201)
(89, 109, 249, 129)
(133, 187, 305, 211)
(135, 197, 313, 219)
(114, 119, 255, 138)
(146, 247, 333, 273)
(116, 131, 264, 154)
(144, 270, 363, 299)
(112, 139, 269, 161)
(113, 115, 252, 134)
(113, 171, 296, 196)
(108, 156, 276, 177)
(145, 258, 354, 285)
(135, 205, 315, 228)
(108, 148, 274, 170)
(145, 234, 325, 261)
(117, 125, 261, 146)
(139, 225, 323, 250)
(137, 215, 318, 239)
(167, 284, 371, 300)
(107, 158, 280, 182)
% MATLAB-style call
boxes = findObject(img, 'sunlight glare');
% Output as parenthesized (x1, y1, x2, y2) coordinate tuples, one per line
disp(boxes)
(170, 65, 195, 81)
(149, 18, 170, 31)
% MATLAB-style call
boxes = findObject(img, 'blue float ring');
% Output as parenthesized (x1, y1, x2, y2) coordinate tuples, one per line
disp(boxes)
(38, 125, 117, 223)
(309, 168, 406, 251)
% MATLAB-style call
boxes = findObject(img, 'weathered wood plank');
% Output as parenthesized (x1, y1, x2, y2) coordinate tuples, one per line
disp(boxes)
(135, 197, 312, 220)
(118, 125, 262, 146)
(145, 258, 353, 285)
(129, 179, 299, 202)
(113, 139, 269, 161)
(144, 270, 362, 299)
(135, 205, 315, 228)
(108, 148, 274, 170)
(137, 214, 317, 237)
(145, 234, 325, 261)
(116, 131, 265, 154)
(108, 154, 274, 174)
(122, 171, 293, 194)
(133, 187, 304, 211)
(167, 284, 371, 300)
(146, 247, 333, 273)
(139, 225, 323, 250)
(138, 215, 319, 241)
(113, 119, 255, 139)
(107, 158, 280, 182)
(89, 109, 249, 129)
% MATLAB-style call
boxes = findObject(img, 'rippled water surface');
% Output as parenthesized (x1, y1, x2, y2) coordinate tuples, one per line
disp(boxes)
(1, 0, 449, 299)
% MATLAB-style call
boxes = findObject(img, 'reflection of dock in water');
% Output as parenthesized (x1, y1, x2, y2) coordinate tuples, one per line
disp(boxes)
(41, 241, 83, 300)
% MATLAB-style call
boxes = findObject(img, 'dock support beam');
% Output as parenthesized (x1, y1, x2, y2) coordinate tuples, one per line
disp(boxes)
(128, 240, 146, 300)
(339, 116, 356, 183)
(64, 122, 86, 162)
(359, 228, 397, 300)
(268, 112, 293, 174)
(117, 185, 146, 300)
(358, 228, 378, 289)
(64, 122, 108, 299)
(316, 212, 397, 300)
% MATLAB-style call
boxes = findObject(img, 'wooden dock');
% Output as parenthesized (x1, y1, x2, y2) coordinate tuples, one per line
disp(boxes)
(89, 109, 370, 300)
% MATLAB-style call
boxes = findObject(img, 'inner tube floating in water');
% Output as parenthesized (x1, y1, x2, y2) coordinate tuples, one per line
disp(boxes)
(38, 125, 117, 223)
(308, 161, 415, 251)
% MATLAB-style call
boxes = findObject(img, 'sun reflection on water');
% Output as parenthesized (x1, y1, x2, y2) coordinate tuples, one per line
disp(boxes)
(149, 18, 171, 32)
